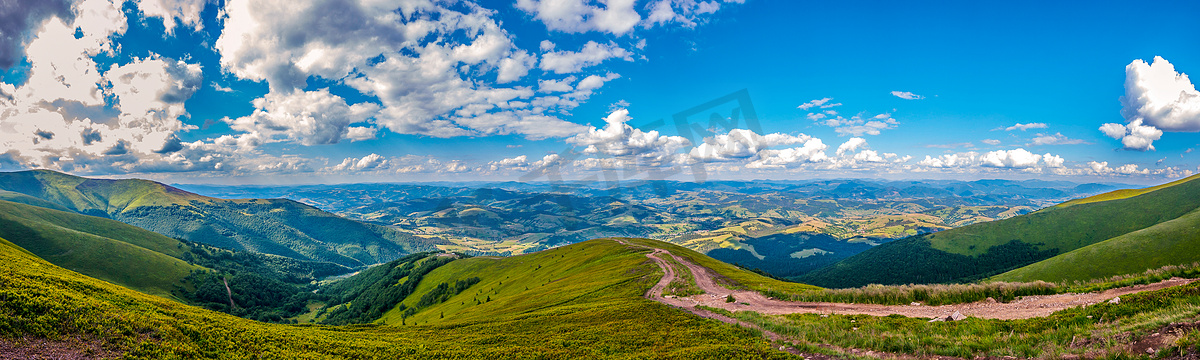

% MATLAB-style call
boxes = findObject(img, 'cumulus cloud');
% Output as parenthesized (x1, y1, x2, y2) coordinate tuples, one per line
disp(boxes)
(0, 2, 214, 173)
(745, 139, 829, 169)
(516, 0, 641, 35)
(982, 139, 1001, 145)
(217, 0, 589, 140)
(1101, 56, 1200, 152)
(540, 41, 634, 74)
(835, 137, 867, 156)
(226, 89, 381, 147)
(689, 129, 811, 161)
(567, 108, 690, 164)
(1099, 119, 1163, 151)
(136, 0, 207, 34)
(329, 153, 387, 172)
(979, 149, 1043, 168)
(0, 0, 72, 68)
(890, 91, 925, 100)
(1004, 122, 1048, 131)
(918, 153, 975, 168)
(1121, 56, 1200, 132)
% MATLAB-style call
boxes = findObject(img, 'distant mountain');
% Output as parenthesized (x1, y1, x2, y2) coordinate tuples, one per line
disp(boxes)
(0, 170, 446, 267)
(175, 178, 1130, 278)
(800, 174, 1200, 288)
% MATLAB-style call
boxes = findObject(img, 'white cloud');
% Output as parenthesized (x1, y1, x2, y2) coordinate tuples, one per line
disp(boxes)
(918, 153, 975, 168)
(1121, 56, 1200, 132)
(1004, 122, 1048, 131)
(1042, 153, 1065, 168)
(1099, 119, 1163, 151)
(136, 0, 207, 34)
(330, 153, 388, 172)
(979, 148, 1042, 168)
(1114, 163, 1149, 175)
(1028, 132, 1087, 146)
(216, 0, 590, 141)
(689, 129, 811, 161)
(890, 91, 925, 100)
(516, 0, 641, 35)
(0, 0, 72, 68)
(745, 139, 829, 169)
(982, 139, 1001, 146)
(496, 50, 536, 83)
(645, 0, 737, 28)
(540, 41, 634, 74)
(797, 97, 839, 110)
(835, 137, 867, 156)
(1100, 56, 1200, 152)
(829, 113, 898, 136)
(227, 89, 380, 147)
(567, 108, 690, 164)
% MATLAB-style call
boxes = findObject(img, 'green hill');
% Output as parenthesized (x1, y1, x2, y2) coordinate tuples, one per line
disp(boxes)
(0, 199, 201, 298)
(993, 206, 1200, 283)
(0, 236, 790, 359)
(0, 170, 445, 267)
(801, 174, 1200, 287)
(300, 237, 819, 327)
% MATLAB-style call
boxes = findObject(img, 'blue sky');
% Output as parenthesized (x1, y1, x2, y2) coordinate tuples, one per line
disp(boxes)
(1, 0, 1198, 184)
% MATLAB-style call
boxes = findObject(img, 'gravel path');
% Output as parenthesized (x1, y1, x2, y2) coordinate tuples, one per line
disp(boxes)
(623, 239, 1196, 320)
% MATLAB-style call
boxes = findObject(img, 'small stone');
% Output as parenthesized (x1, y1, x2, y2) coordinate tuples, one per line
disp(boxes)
(911, 302, 921, 306)
(779, 346, 786, 351)
(948, 311, 967, 321)
(928, 317, 944, 322)
(1146, 347, 1155, 354)
(985, 297, 997, 303)
(820, 314, 829, 318)
(1108, 297, 1120, 304)
(1086, 315, 1093, 319)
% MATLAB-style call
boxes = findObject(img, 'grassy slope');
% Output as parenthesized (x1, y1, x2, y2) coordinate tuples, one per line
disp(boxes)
(382, 238, 820, 326)
(1054, 173, 1200, 208)
(928, 174, 1200, 256)
(0, 200, 201, 299)
(993, 206, 1200, 283)
(801, 175, 1200, 287)
(0, 170, 441, 267)
(0, 236, 790, 359)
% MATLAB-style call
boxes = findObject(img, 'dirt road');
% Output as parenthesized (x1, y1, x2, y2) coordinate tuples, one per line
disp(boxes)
(621, 239, 1196, 321)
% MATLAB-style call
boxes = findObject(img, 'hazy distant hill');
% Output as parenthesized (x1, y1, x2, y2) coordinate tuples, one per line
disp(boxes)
(0, 170, 446, 267)
(176, 178, 1125, 279)
(801, 174, 1200, 287)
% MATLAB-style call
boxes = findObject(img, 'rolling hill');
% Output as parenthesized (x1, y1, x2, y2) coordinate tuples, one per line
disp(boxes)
(0, 199, 202, 299)
(0, 170, 445, 267)
(992, 205, 1200, 283)
(0, 235, 790, 358)
(801, 173, 1200, 288)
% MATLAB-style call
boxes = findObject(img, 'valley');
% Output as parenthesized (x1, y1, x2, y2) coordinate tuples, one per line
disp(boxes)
(2, 170, 1200, 359)
(179, 178, 1123, 281)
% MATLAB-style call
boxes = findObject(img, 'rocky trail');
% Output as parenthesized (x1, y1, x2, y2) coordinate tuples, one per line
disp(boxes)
(622, 239, 1195, 320)
(617, 239, 1199, 358)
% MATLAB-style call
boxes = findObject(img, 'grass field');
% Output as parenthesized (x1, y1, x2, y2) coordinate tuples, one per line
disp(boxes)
(712, 280, 1200, 358)
(802, 174, 1200, 287)
(994, 206, 1200, 283)
(0, 200, 201, 299)
(0, 237, 793, 359)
